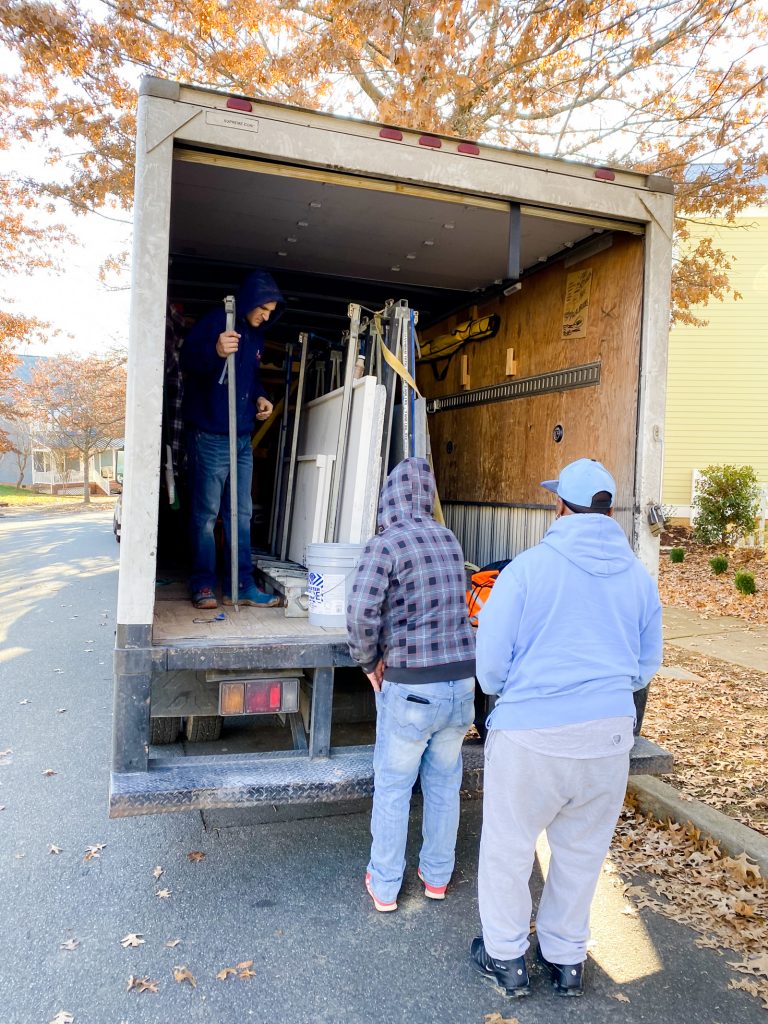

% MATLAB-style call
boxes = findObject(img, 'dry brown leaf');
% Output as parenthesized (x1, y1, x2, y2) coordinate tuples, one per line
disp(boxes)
(156, 888, 171, 899)
(152, 865, 164, 879)
(165, 939, 181, 948)
(120, 933, 145, 948)
(611, 992, 631, 1002)
(723, 853, 762, 884)
(483, 1014, 520, 1024)
(187, 851, 205, 862)
(49, 845, 63, 855)
(48, 1013, 74, 1024)
(239, 969, 257, 980)
(216, 967, 238, 981)
(236, 960, 254, 970)
(60, 938, 80, 951)
(173, 965, 196, 988)
(42, 768, 57, 777)
(728, 954, 768, 978)
(127, 975, 158, 994)
(83, 844, 106, 862)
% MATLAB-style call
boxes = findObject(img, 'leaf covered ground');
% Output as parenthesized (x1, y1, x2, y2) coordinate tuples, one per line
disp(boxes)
(643, 647, 768, 837)
(658, 530, 768, 624)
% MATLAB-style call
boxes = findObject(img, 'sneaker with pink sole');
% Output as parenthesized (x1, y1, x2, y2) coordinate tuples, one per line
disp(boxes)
(418, 867, 448, 900)
(365, 872, 397, 912)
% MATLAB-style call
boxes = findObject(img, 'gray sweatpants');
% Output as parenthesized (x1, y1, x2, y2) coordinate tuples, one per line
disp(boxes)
(478, 730, 629, 965)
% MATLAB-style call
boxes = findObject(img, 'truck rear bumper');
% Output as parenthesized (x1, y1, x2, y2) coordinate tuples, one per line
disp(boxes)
(108, 736, 673, 818)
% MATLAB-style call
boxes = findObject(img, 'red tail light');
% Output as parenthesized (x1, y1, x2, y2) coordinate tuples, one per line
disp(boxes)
(245, 681, 283, 713)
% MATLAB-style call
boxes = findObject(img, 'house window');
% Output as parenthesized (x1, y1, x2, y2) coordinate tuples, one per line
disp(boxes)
(33, 451, 51, 473)
(65, 455, 81, 473)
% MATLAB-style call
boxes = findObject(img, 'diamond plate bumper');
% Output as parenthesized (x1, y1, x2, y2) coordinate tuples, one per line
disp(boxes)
(108, 736, 672, 818)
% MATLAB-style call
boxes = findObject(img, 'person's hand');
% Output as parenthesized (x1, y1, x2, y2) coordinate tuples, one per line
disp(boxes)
(216, 331, 240, 357)
(366, 659, 385, 692)
(255, 396, 273, 421)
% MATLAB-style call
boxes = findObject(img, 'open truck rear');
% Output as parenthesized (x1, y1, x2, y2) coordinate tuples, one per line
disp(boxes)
(110, 77, 674, 817)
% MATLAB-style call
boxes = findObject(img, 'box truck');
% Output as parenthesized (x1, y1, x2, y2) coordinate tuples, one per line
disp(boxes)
(111, 77, 674, 817)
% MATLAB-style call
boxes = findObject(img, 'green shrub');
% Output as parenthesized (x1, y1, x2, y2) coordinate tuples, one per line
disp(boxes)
(734, 571, 757, 596)
(709, 555, 728, 575)
(670, 547, 685, 563)
(693, 464, 761, 546)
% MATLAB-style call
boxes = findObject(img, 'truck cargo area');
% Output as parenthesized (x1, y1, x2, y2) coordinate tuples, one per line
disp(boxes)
(111, 80, 674, 815)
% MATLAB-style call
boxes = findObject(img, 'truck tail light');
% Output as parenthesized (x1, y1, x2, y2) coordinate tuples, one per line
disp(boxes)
(218, 678, 300, 716)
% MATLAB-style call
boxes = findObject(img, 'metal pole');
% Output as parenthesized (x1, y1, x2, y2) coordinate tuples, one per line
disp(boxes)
(224, 295, 238, 611)
(280, 332, 309, 561)
(328, 303, 361, 543)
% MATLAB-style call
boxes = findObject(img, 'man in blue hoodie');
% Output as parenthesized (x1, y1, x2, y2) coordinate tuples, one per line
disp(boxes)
(181, 270, 284, 609)
(470, 458, 662, 999)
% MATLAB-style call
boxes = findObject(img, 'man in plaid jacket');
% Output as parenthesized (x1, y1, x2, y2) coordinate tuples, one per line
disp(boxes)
(346, 457, 476, 912)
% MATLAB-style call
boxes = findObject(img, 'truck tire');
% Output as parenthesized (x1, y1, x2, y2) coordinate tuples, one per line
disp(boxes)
(185, 715, 223, 743)
(150, 716, 181, 744)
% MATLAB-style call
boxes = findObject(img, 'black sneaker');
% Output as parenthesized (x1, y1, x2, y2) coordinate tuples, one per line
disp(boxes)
(537, 946, 585, 997)
(470, 937, 531, 998)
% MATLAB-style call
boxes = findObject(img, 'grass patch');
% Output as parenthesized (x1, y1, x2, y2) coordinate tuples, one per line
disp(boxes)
(0, 484, 78, 505)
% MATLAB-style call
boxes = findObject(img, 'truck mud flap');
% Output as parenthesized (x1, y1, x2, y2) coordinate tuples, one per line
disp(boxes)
(109, 736, 672, 818)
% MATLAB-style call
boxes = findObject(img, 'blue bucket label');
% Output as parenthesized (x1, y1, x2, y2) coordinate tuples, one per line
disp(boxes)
(307, 571, 324, 606)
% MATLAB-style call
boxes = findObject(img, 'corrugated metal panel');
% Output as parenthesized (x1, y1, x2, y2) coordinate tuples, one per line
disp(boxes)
(444, 502, 634, 566)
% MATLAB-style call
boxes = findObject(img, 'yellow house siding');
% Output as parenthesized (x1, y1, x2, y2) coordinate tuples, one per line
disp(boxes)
(663, 214, 768, 510)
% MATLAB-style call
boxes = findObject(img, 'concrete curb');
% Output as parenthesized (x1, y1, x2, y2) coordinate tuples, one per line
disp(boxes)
(627, 775, 768, 877)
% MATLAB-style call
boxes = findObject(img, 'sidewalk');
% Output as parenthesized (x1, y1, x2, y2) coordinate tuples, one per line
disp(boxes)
(663, 604, 768, 672)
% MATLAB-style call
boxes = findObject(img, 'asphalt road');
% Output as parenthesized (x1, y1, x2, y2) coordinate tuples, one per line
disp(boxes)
(0, 507, 762, 1024)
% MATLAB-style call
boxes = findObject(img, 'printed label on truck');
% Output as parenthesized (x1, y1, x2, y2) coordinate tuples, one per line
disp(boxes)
(307, 571, 346, 616)
(205, 110, 260, 133)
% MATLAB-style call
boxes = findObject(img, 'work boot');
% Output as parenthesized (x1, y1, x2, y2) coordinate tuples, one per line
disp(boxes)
(223, 585, 281, 608)
(470, 937, 531, 998)
(191, 586, 217, 610)
(537, 946, 585, 997)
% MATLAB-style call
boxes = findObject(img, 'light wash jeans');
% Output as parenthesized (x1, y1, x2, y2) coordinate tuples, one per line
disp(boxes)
(367, 677, 476, 904)
(187, 429, 254, 594)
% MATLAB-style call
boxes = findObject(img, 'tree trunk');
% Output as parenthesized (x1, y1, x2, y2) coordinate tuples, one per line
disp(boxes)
(82, 449, 91, 504)
(14, 452, 28, 490)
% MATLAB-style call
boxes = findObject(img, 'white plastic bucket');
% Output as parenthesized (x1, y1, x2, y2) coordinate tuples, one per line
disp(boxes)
(306, 543, 363, 627)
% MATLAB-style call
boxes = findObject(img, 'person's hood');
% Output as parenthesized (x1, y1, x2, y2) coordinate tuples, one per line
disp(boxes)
(235, 270, 284, 327)
(377, 458, 435, 531)
(540, 513, 636, 577)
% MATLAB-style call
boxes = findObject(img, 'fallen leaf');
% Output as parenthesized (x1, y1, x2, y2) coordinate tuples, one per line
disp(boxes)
(60, 938, 80, 951)
(611, 992, 631, 1002)
(483, 1014, 520, 1024)
(236, 960, 254, 970)
(49, 1013, 74, 1024)
(723, 853, 762, 884)
(127, 975, 159, 994)
(152, 866, 164, 879)
(42, 769, 57, 777)
(83, 844, 106, 862)
(173, 966, 196, 988)
(49, 844, 63, 855)
(120, 933, 145, 948)
(57, 708, 67, 714)
(187, 851, 205, 862)
(156, 888, 171, 899)
(239, 968, 257, 979)
(216, 967, 238, 981)
(165, 939, 181, 948)
(728, 954, 768, 978)
(18, 698, 31, 705)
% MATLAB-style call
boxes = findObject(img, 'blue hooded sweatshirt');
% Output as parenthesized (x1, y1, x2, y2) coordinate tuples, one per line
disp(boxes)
(476, 513, 662, 731)
(181, 270, 284, 435)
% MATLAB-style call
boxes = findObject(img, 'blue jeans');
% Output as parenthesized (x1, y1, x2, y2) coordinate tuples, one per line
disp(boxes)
(368, 677, 476, 903)
(187, 429, 254, 593)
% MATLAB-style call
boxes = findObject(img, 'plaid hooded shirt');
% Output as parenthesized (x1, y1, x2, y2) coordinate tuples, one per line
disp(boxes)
(346, 458, 476, 684)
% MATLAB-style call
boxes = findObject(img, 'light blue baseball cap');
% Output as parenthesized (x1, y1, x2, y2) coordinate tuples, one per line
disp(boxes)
(541, 458, 616, 512)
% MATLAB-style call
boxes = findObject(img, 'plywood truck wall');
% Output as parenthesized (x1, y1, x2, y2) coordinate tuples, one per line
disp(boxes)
(419, 234, 643, 526)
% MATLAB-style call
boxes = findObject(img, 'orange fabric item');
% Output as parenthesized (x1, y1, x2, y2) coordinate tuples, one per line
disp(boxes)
(466, 569, 500, 627)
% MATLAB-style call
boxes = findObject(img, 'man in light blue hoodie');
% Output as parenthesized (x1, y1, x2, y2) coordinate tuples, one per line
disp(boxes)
(470, 458, 662, 999)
